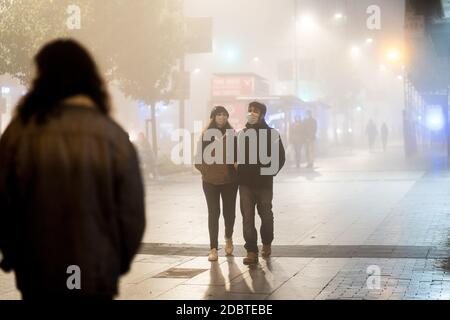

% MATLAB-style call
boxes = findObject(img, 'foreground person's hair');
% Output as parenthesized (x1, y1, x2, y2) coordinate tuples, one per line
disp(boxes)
(17, 38, 110, 123)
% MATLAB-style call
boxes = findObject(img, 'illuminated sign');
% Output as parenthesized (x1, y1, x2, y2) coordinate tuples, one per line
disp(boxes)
(211, 77, 254, 97)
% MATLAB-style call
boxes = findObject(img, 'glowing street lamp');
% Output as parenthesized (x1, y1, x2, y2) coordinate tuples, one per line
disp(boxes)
(365, 38, 374, 44)
(297, 14, 317, 32)
(1, 87, 10, 95)
(387, 49, 401, 62)
(351, 46, 360, 59)
(226, 49, 237, 59)
(334, 13, 344, 20)
(426, 108, 445, 131)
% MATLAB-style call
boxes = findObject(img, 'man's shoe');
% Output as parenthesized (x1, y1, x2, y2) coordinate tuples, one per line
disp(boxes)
(208, 248, 218, 262)
(243, 252, 258, 265)
(261, 245, 272, 258)
(225, 238, 234, 256)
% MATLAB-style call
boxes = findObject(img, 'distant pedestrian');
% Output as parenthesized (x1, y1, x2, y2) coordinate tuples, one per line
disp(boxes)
(366, 119, 378, 152)
(195, 106, 238, 262)
(0, 39, 145, 300)
(303, 111, 318, 169)
(290, 117, 304, 168)
(135, 132, 159, 182)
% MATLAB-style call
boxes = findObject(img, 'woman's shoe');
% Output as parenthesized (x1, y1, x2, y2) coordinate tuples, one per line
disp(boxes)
(208, 248, 218, 262)
(261, 245, 272, 258)
(225, 238, 234, 256)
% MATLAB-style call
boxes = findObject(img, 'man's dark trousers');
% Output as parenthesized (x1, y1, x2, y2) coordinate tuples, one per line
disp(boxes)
(239, 185, 274, 253)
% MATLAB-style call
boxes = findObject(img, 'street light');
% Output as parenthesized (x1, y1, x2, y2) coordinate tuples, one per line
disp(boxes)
(387, 49, 401, 62)
(351, 46, 360, 59)
(253, 57, 260, 63)
(365, 38, 374, 44)
(426, 107, 445, 131)
(193, 68, 201, 74)
(224, 47, 239, 62)
(297, 14, 317, 32)
(1, 87, 10, 95)
(334, 13, 344, 20)
(226, 50, 236, 59)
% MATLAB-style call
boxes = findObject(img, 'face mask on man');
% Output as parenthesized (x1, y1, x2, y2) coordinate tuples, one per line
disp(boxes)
(247, 112, 260, 125)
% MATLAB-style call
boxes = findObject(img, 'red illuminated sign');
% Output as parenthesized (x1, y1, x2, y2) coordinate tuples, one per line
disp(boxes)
(211, 76, 254, 97)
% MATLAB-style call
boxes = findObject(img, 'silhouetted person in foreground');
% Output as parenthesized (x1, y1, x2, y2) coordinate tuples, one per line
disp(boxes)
(381, 123, 389, 152)
(0, 39, 146, 300)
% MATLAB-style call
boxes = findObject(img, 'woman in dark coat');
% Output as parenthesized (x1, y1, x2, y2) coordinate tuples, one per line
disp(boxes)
(195, 106, 238, 261)
(0, 39, 145, 300)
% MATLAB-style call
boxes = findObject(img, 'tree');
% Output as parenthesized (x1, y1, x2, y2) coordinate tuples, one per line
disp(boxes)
(79, 1, 185, 155)
(0, 0, 81, 83)
(0, 0, 184, 154)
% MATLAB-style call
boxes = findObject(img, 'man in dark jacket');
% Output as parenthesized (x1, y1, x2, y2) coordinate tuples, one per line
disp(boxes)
(237, 101, 285, 265)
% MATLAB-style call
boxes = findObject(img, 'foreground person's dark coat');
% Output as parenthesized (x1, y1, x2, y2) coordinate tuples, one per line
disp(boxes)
(0, 97, 146, 298)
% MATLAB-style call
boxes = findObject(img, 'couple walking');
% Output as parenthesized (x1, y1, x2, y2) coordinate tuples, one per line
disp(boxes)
(195, 102, 286, 265)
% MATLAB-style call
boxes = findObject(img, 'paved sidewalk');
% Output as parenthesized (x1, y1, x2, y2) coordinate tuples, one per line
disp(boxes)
(2, 146, 450, 300)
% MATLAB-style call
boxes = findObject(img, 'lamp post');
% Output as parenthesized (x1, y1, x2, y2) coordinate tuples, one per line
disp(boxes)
(293, 0, 298, 98)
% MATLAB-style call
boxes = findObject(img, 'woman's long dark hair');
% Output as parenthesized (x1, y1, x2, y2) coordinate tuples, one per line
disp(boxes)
(206, 118, 233, 131)
(17, 39, 110, 123)
(206, 106, 233, 132)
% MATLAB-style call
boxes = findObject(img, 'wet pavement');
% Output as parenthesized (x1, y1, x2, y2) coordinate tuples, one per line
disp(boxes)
(2, 144, 450, 300)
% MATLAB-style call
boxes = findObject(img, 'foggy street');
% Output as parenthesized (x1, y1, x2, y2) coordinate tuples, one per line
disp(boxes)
(3, 144, 450, 300)
(141, 145, 430, 247)
(3, 0, 450, 306)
